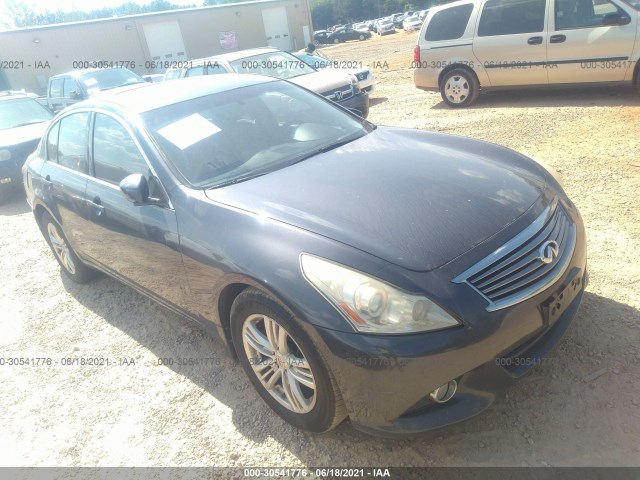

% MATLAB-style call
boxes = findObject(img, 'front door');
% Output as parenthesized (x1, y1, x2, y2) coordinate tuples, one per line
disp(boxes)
(547, 0, 637, 83)
(83, 112, 191, 311)
(472, 0, 550, 86)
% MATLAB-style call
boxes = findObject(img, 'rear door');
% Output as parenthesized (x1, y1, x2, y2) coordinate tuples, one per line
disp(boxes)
(82, 112, 191, 310)
(547, 0, 636, 83)
(472, 0, 550, 86)
(38, 112, 92, 255)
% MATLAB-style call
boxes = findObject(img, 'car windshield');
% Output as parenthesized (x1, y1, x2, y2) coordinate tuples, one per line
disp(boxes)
(0, 98, 52, 130)
(142, 81, 370, 188)
(229, 51, 317, 79)
(294, 53, 330, 69)
(79, 68, 145, 92)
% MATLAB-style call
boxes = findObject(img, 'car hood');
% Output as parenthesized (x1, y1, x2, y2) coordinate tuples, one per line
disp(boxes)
(288, 70, 353, 94)
(205, 127, 549, 271)
(0, 121, 50, 148)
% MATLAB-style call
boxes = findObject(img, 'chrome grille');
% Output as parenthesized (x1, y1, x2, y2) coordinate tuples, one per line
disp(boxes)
(453, 202, 576, 311)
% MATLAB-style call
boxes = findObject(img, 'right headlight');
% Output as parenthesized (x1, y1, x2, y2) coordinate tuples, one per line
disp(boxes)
(300, 254, 460, 334)
(0, 149, 12, 161)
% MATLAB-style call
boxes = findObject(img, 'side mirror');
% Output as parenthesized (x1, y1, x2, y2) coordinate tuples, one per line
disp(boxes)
(120, 173, 149, 204)
(602, 12, 631, 26)
(69, 90, 82, 100)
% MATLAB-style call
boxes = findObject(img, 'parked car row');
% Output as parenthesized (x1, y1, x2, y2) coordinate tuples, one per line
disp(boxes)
(313, 26, 371, 45)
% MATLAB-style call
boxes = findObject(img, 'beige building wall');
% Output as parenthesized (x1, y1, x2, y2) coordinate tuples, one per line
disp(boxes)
(0, 0, 312, 94)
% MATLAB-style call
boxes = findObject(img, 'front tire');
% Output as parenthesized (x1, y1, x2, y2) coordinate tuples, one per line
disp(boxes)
(41, 212, 98, 284)
(333, 38, 340, 44)
(359, 34, 365, 40)
(231, 288, 346, 433)
(440, 68, 480, 108)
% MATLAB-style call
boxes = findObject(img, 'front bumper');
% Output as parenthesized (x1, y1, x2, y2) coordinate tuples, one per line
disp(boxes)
(337, 91, 370, 118)
(0, 159, 21, 191)
(309, 203, 587, 437)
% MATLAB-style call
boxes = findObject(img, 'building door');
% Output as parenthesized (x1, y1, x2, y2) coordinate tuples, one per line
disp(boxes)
(143, 21, 188, 72)
(262, 7, 292, 51)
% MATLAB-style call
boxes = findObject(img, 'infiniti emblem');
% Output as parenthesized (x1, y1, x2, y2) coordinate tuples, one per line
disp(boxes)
(539, 240, 560, 265)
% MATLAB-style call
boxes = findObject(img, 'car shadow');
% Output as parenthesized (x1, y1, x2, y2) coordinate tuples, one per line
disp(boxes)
(369, 96, 389, 107)
(60, 273, 640, 465)
(0, 192, 31, 216)
(431, 86, 640, 110)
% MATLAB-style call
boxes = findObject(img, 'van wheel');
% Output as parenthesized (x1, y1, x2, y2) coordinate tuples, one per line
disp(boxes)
(440, 68, 479, 108)
(333, 38, 340, 44)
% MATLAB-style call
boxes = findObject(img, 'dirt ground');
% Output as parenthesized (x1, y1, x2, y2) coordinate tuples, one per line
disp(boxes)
(1, 31, 639, 469)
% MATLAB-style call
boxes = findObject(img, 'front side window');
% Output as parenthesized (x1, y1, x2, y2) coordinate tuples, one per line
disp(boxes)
(92, 114, 150, 185)
(63, 78, 77, 98)
(555, 0, 627, 29)
(425, 4, 474, 41)
(56, 112, 90, 173)
(49, 78, 63, 98)
(186, 66, 205, 77)
(478, 0, 546, 36)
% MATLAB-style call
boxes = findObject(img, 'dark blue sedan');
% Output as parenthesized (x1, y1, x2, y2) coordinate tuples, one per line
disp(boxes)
(23, 75, 587, 436)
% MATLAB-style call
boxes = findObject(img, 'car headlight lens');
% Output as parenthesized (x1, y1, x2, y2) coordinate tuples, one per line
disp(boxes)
(300, 254, 460, 334)
(0, 149, 11, 161)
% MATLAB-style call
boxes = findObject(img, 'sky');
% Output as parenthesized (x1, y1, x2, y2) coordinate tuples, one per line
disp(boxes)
(1, 0, 199, 14)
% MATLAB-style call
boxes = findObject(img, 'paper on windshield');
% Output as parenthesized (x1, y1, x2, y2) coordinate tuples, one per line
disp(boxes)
(157, 114, 221, 150)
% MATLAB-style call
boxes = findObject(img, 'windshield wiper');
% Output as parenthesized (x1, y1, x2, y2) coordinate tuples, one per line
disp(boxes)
(290, 131, 366, 164)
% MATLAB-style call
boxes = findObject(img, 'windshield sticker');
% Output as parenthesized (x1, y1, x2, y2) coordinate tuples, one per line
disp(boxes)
(157, 114, 221, 150)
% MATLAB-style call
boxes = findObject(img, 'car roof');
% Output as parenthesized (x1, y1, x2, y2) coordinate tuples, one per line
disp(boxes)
(66, 74, 277, 114)
(49, 67, 137, 80)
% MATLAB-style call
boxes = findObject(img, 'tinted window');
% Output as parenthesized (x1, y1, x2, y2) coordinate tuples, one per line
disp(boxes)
(425, 4, 474, 41)
(46, 122, 60, 162)
(57, 113, 90, 173)
(50, 78, 63, 98)
(92, 114, 150, 185)
(207, 64, 228, 75)
(62, 78, 77, 98)
(479, 0, 546, 36)
(78, 68, 144, 92)
(556, 0, 626, 29)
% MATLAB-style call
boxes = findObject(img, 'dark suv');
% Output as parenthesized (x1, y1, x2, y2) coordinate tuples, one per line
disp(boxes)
(0, 91, 52, 203)
(47, 68, 146, 113)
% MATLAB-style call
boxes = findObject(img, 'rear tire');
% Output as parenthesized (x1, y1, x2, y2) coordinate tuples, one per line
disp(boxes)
(440, 68, 480, 108)
(231, 288, 347, 433)
(41, 212, 98, 284)
(333, 38, 340, 44)
(359, 34, 365, 41)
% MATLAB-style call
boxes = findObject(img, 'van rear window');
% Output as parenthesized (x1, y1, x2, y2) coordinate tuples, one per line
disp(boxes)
(425, 4, 474, 41)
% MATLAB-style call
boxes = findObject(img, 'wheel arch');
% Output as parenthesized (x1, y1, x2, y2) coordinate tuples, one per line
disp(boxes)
(438, 63, 480, 90)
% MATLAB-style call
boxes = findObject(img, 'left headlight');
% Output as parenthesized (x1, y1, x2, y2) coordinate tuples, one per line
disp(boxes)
(0, 149, 12, 161)
(300, 254, 460, 334)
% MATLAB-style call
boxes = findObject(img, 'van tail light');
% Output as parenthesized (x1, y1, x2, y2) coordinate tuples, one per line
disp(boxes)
(413, 45, 421, 64)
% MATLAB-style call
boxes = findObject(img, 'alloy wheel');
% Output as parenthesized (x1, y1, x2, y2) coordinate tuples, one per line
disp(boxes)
(47, 222, 76, 275)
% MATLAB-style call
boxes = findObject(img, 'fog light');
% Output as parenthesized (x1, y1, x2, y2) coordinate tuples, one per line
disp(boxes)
(0, 177, 12, 184)
(430, 380, 457, 403)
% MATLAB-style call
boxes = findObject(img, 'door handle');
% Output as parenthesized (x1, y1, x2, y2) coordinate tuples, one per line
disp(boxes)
(550, 34, 566, 43)
(43, 175, 53, 191)
(527, 36, 543, 45)
(86, 196, 105, 216)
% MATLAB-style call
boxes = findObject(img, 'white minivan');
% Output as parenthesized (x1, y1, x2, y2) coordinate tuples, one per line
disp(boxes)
(413, 0, 640, 107)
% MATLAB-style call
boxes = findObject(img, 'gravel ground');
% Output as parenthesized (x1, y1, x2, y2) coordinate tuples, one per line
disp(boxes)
(1, 32, 639, 469)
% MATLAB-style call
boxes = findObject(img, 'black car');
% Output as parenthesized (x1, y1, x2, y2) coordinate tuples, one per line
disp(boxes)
(327, 27, 372, 43)
(0, 91, 52, 203)
(24, 75, 587, 436)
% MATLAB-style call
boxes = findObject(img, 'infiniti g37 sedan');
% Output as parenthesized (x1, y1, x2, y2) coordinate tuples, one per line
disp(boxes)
(23, 75, 587, 436)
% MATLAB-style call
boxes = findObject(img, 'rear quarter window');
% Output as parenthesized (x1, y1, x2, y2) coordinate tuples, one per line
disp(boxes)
(425, 4, 474, 41)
